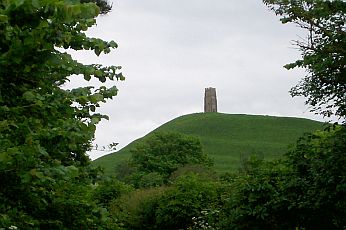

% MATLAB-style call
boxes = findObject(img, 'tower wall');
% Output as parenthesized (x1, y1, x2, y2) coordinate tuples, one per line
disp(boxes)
(204, 87, 217, 112)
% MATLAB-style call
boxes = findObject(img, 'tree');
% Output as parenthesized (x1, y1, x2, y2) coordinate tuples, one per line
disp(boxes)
(218, 158, 293, 230)
(0, 0, 123, 228)
(93, 177, 133, 208)
(110, 174, 220, 230)
(255, 1, 346, 228)
(155, 174, 219, 230)
(109, 186, 168, 230)
(217, 126, 346, 230)
(283, 126, 346, 229)
(125, 132, 213, 187)
(263, 0, 346, 119)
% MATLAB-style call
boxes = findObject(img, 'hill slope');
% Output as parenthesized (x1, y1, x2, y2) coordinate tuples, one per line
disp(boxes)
(93, 113, 325, 174)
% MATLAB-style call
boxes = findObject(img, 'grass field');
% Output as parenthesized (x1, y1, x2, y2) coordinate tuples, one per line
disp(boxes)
(93, 113, 325, 175)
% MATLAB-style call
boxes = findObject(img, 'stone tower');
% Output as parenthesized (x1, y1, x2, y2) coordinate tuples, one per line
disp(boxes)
(204, 87, 217, 112)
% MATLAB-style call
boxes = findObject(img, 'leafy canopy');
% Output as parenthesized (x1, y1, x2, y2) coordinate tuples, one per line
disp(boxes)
(263, 0, 346, 119)
(218, 126, 346, 230)
(123, 132, 213, 187)
(0, 0, 123, 228)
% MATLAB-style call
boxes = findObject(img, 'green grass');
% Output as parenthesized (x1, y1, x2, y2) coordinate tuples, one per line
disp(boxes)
(93, 113, 325, 175)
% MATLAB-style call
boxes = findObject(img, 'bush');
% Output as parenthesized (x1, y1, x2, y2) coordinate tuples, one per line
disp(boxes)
(127, 132, 213, 188)
(93, 177, 133, 208)
(109, 187, 167, 230)
(155, 173, 220, 230)
(218, 126, 346, 229)
(218, 160, 291, 229)
(169, 164, 217, 182)
(284, 125, 346, 229)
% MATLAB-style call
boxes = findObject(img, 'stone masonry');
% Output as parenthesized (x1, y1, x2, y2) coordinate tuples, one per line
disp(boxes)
(204, 87, 217, 112)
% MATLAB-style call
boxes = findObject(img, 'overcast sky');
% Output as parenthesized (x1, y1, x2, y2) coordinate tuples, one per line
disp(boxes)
(68, 0, 331, 160)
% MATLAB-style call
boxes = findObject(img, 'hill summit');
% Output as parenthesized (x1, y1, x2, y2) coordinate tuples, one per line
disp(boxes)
(93, 113, 324, 175)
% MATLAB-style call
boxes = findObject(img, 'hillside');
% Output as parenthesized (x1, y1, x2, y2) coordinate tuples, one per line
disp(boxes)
(93, 113, 325, 175)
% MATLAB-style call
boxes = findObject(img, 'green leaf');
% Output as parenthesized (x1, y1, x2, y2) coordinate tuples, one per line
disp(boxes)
(99, 76, 106, 83)
(66, 165, 79, 178)
(90, 117, 101, 125)
(90, 93, 103, 103)
(38, 146, 49, 157)
(31, 0, 40, 8)
(95, 47, 101, 56)
(109, 40, 118, 48)
(0, 152, 11, 163)
(15, 0, 25, 7)
(117, 72, 125, 81)
(0, 120, 9, 130)
(84, 74, 91, 81)
(30, 168, 37, 176)
(94, 70, 103, 77)
(35, 100, 43, 107)
(21, 173, 32, 183)
(23, 91, 36, 101)
(0, 14, 8, 23)
(30, 169, 44, 179)
(90, 105, 96, 112)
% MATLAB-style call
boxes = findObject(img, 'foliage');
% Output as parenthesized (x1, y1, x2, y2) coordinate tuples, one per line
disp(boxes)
(283, 125, 346, 229)
(0, 165, 121, 229)
(238, 152, 264, 174)
(109, 187, 168, 230)
(169, 164, 217, 182)
(81, 0, 112, 14)
(110, 173, 220, 230)
(0, 0, 123, 228)
(218, 126, 346, 229)
(117, 169, 166, 188)
(137, 172, 165, 188)
(155, 173, 220, 230)
(109, 128, 345, 229)
(218, 158, 293, 229)
(124, 132, 212, 187)
(188, 210, 220, 230)
(36, 174, 110, 229)
(130, 132, 212, 175)
(93, 177, 133, 208)
(263, 0, 346, 118)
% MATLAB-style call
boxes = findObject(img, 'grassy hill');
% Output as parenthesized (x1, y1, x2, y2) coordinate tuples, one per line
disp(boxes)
(93, 113, 325, 175)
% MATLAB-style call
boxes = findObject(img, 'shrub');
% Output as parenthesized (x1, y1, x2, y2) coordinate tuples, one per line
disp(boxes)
(155, 173, 219, 230)
(126, 132, 213, 188)
(109, 187, 167, 230)
(93, 177, 133, 208)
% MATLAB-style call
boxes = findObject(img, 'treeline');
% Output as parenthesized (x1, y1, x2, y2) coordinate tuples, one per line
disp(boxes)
(94, 128, 346, 229)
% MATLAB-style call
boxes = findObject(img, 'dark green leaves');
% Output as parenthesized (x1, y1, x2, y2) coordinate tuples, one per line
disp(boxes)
(264, 0, 346, 119)
(0, 0, 122, 228)
(124, 132, 213, 188)
(0, 14, 8, 23)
